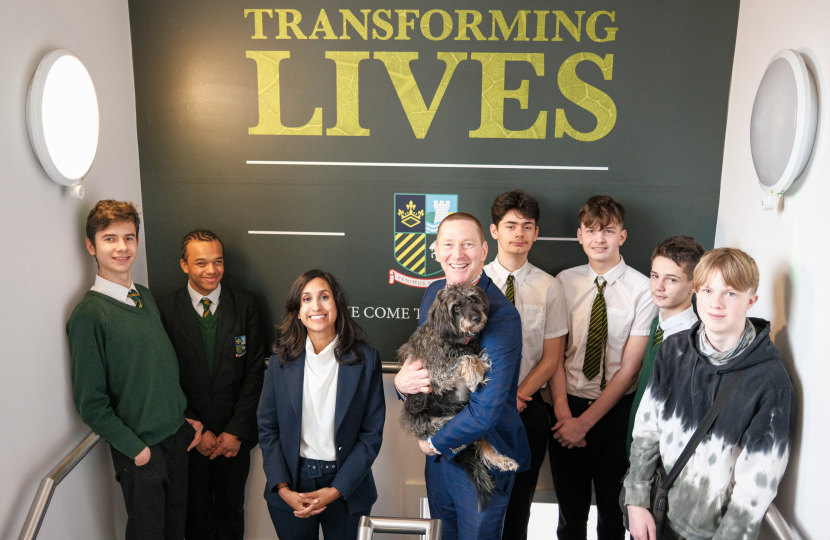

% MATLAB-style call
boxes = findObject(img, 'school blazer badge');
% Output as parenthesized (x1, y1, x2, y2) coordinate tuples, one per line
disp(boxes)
(235, 335, 247, 357)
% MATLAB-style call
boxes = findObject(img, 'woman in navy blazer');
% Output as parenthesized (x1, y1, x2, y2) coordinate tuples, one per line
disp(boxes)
(258, 269, 385, 540)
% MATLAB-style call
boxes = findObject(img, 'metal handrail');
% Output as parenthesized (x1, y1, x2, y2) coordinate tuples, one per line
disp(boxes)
(766, 503, 802, 540)
(18, 432, 101, 540)
(381, 362, 400, 373)
(14, 430, 802, 540)
(357, 516, 441, 540)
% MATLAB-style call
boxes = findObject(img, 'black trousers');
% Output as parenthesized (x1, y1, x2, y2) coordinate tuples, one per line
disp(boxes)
(267, 458, 369, 540)
(185, 445, 252, 540)
(110, 422, 192, 540)
(502, 390, 551, 540)
(548, 393, 634, 540)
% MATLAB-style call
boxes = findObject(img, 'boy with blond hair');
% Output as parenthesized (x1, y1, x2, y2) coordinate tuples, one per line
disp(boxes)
(551, 195, 657, 540)
(625, 248, 794, 540)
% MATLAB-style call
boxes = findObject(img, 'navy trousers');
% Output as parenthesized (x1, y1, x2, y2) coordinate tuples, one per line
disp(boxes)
(425, 453, 516, 540)
(267, 458, 368, 540)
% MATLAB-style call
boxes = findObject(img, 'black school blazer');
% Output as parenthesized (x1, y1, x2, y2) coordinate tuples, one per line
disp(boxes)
(158, 285, 265, 445)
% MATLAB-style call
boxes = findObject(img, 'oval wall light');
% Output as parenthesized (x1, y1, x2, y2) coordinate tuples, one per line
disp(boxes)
(26, 49, 99, 199)
(750, 49, 818, 210)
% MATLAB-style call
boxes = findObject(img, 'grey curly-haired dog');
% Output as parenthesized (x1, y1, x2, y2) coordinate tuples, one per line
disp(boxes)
(398, 282, 519, 508)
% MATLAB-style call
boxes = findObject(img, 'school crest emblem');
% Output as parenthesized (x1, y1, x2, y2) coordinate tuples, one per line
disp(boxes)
(235, 335, 246, 356)
(391, 194, 457, 287)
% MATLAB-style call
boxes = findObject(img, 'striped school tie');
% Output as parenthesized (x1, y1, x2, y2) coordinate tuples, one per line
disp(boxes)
(653, 324, 664, 348)
(582, 277, 607, 382)
(200, 298, 212, 318)
(127, 289, 143, 308)
(505, 275, 515, 304)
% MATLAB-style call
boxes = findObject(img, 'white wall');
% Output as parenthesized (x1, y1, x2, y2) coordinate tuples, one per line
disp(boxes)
(715, 1, 829, 539)
(0, 1, 145, 539)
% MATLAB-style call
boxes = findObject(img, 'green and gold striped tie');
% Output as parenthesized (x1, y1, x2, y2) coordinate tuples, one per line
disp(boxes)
(505, 274, 515, 305)
(127, 289, 143, 308)
(653, 324, 664, 348)
(200, 298, 212, 318)
(582, 277, 607, 383)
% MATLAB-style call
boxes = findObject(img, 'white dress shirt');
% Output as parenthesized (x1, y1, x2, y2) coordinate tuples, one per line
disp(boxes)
(659, 304, 697, 340)
(187, 282, 221, 316)
(557, 257, 657, 400)
(90, 275, 138, 306)
(300, 336, 339, 461)
(484, 258, 568, 385)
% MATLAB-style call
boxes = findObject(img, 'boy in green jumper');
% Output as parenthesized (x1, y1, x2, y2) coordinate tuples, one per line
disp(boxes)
(67, 200, 203, 540)
(625, 236, 704, 457)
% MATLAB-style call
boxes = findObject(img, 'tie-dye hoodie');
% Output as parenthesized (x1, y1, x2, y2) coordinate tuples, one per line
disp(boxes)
(625, 318, 794, 540)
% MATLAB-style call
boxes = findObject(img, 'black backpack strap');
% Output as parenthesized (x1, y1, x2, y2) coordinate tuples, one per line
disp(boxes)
(661, 367, 750, 490)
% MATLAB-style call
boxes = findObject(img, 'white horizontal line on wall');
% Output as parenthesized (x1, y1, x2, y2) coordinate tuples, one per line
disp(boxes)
(246, 160, 608, 171)
(538, 237, 579, 241)
(248, 231, 345, 236)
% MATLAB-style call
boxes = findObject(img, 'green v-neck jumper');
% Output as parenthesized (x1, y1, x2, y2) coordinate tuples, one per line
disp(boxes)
(67, 285, 186, 458)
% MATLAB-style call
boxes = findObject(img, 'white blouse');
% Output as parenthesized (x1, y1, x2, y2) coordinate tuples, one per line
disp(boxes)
(300, 336, 339, 461)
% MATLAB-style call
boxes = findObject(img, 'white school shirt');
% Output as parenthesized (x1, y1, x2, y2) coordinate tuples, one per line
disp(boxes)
(90, 275, 137, 306)
(300, 336, 339, 461)
(557, 257, 657, 400)
(484, 258, 568, 385)
(187, 282, 221, 316)
(659, 304, 697, 340)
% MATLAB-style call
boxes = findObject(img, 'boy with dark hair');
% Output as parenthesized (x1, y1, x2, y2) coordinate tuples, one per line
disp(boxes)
(626, 248, 794, 540)
(626, 236, 705, 456)
(158, 229, 265, 540)
(550, 195, 657, 540)
(483, 190, 568, 540)
(67, 200, 202, 540)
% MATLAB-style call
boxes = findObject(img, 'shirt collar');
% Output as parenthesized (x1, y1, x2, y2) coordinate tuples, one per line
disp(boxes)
(93, 275, 135, 302)
(188, 281, 221, 310)
(587, 256, 627, 287)
(305, 335, 338, 359)
(490, 257, 532, 285)
(659, 304, 697, 330)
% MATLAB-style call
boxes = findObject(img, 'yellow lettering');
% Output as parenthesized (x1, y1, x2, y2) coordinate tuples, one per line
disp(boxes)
(555, 53, 616, 141)
(396, 10, 419, 40)
(326, 52, 371, 136)
(551, 11, 584, 42)
(469, 53, 547, 139)
(374, 52, 467, 138)
(533, 11, 548, 41)
(244, 9, 272, 40)
(274, 9, 307, 39)
(455, 10, 486, 41)
(489, 11, 530, 41)
(309, 9, 337, 40)
(340, 9, 370, 40)
(586, 11, 617, 42)
(246, 51, 322, 135)
(420, 9, 452, 41)
(372, 10, 393, 40)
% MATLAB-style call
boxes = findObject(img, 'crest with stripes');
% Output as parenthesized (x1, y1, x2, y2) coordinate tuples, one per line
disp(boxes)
(394, 193, 458, 276)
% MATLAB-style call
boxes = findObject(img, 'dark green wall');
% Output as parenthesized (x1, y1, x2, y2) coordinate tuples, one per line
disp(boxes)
(129, 0, 739, 358)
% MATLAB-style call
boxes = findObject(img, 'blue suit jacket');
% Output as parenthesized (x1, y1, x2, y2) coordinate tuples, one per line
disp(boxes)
(257, 342, 386, 515)
(419, 272, 530, 472)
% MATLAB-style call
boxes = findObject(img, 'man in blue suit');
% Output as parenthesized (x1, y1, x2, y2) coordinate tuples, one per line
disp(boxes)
(395, 212, 530, 540)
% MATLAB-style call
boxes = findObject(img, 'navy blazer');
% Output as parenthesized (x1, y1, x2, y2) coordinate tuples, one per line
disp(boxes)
(257, 342, 385, 515)
(419, 272, 531, 472)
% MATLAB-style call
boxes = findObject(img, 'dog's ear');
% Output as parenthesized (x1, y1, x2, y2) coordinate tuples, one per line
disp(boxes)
(429, 294, 459, 341)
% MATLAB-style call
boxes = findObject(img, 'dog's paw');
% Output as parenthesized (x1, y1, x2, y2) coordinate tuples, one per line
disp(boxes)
(455, 354, 490, 390)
